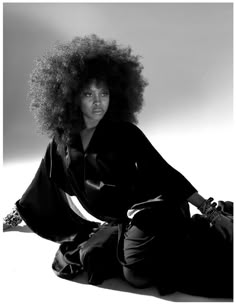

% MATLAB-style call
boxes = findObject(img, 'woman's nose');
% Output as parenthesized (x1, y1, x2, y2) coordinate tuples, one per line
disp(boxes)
(93, 94, 101, 104)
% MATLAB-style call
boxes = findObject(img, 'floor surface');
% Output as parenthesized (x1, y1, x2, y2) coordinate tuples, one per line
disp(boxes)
(1, 159, 234, 304)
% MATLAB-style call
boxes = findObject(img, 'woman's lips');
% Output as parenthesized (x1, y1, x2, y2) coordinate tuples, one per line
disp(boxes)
(93, 108, 103, 113)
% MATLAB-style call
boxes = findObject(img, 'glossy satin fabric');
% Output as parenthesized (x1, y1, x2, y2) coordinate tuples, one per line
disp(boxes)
(16, 119, 197, 242)
(62, 119, 197, 221)
(16, 154, 99, 243)
(15, 119, 233, 298)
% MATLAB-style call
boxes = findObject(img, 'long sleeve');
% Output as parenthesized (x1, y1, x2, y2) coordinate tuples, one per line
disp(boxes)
(128, 123, 197, 203)
(16, 141, 99, 242)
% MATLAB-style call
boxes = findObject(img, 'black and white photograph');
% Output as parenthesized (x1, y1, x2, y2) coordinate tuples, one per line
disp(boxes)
(2, 2, 234, 303)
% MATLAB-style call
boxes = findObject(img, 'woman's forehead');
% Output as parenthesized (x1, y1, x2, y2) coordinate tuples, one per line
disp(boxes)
(83, 79, 108, 90)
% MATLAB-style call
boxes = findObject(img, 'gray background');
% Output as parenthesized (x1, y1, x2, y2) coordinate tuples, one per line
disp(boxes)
(3, 3, 233, 163)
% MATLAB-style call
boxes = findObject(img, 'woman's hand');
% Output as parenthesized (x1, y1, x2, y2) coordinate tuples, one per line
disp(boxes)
(212, 212, 233, 243)
(189, 195, 234, 243)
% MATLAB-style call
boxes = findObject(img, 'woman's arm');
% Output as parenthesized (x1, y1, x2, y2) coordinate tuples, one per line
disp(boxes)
(129, 123, 198, 202)
(187, 192, 206, 209)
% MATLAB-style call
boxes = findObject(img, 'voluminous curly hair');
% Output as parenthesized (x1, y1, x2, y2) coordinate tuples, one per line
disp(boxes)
(29, 34, 148, 142)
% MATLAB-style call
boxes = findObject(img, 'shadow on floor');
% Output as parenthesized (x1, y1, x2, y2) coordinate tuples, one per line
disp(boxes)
(70, 269, 233, 302)
(3, 225, 233, 302)
(3, 224, 33, 233)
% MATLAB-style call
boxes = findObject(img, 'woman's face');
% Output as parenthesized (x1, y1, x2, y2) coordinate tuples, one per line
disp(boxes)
(78, 79, 110, 128)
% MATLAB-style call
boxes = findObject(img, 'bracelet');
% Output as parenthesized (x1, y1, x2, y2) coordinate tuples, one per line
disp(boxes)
(3, 206, 22, 228)
(198, 197, 221, 224)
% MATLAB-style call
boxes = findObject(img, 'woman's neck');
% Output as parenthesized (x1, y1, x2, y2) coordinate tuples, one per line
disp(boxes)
(83, 118, 100, 130)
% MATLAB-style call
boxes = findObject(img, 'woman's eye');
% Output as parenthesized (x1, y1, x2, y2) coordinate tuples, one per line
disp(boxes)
(101, 91, 109, 97)
(83, 92, 92, 97)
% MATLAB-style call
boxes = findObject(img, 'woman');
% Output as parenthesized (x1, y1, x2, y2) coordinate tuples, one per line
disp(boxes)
(4, 35, 233, 298)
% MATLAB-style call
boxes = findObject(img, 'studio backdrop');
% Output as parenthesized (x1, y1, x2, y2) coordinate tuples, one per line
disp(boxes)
(3, 3, 234, 200)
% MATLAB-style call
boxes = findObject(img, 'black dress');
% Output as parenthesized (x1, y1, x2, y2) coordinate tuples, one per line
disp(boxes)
(15, 118, 233, 298)
(16, 118, 197, 241)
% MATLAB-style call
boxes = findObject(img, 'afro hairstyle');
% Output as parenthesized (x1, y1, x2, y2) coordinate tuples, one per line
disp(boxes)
(28, 34, 148, 142)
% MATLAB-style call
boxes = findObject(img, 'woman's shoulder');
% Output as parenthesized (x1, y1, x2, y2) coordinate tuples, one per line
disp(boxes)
(117, 120, 146, 140)
(103, 119, 142, 134)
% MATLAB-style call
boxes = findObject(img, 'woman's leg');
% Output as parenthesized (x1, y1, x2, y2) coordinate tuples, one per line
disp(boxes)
(122, 223, 156, 288)
(122, 265, 152, 288)
(121, 204, 191, 294)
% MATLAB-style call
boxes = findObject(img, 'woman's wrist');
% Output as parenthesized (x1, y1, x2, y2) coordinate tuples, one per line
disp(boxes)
(187, 192, 222, 224)
(198, 197, 221, 224)
(187, 192, 206, 209)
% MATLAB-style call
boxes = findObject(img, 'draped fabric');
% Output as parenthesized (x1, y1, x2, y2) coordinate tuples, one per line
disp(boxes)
(16, 151, 99, 243)
(15, 118, 233, 298)
(16, 119, 197, 241)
